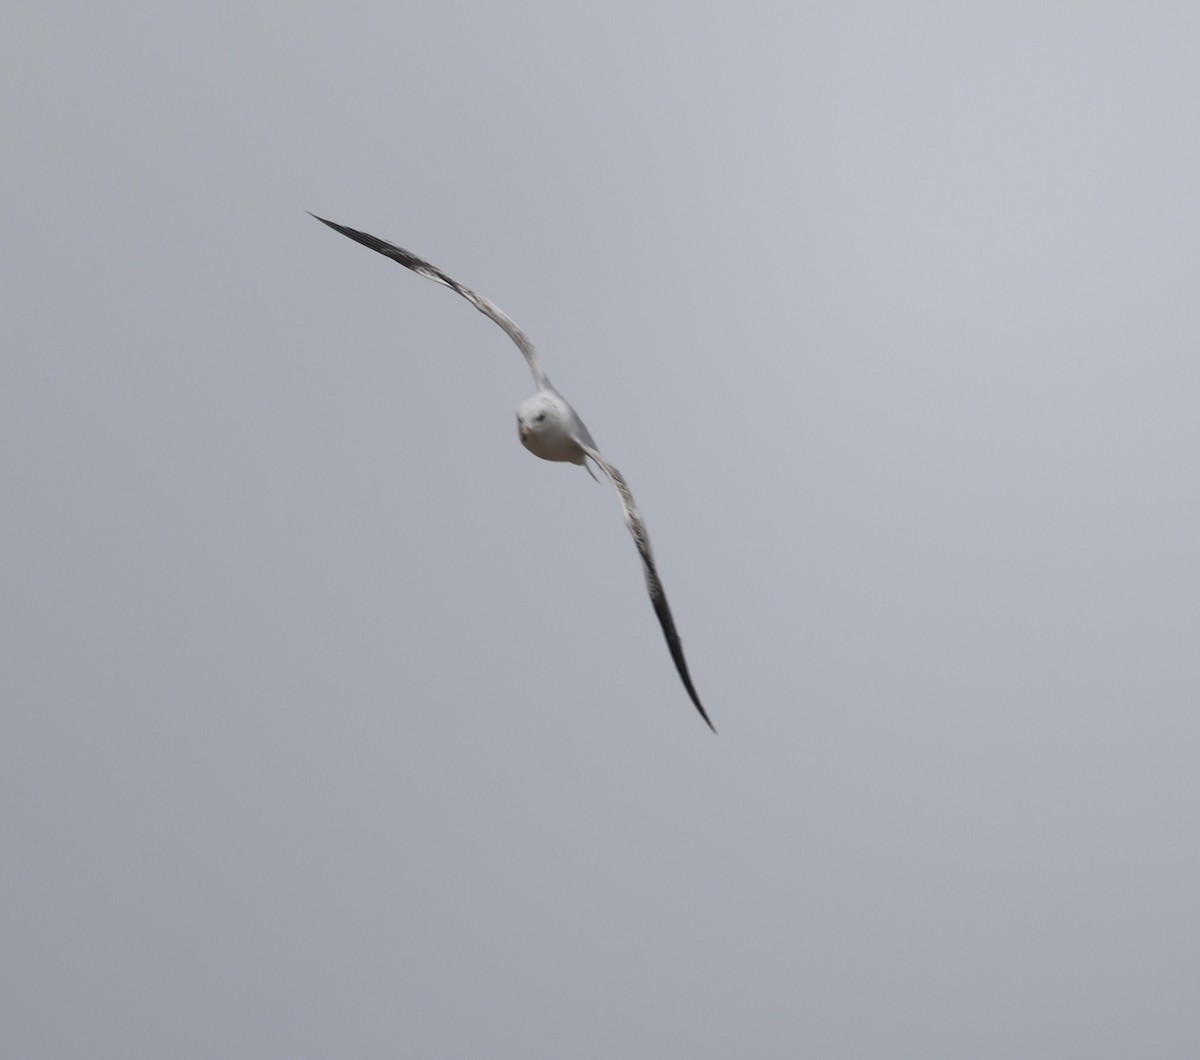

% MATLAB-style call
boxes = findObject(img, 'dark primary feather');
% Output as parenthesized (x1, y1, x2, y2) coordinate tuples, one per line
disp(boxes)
(583, 446, 715, 733)
(308, 213, 548, 390)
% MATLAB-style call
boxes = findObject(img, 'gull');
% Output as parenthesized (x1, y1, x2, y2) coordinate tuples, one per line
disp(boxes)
(310, 213, 714, 732)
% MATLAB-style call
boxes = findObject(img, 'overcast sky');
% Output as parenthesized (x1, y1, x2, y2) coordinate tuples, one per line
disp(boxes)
(4, 3, 1200, 1057)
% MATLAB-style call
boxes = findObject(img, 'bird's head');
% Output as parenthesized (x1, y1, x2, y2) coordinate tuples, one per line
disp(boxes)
(516, 393, 558, 443)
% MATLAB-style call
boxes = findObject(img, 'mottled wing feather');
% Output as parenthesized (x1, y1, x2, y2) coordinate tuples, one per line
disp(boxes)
(581, 445, 715, 732)
(309, 214, 549, 390)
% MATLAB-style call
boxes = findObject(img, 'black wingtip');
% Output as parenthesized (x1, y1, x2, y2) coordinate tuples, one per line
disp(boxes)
(651, 595, 716, 734)
(308, 211, 346, 234)
(671, 639, 716, 734)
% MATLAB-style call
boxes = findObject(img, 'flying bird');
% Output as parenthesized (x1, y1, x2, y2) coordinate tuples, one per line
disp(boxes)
(310, 213, 714, 732)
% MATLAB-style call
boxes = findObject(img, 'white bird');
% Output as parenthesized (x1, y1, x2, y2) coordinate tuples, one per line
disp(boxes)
(311, 214, 714, 732)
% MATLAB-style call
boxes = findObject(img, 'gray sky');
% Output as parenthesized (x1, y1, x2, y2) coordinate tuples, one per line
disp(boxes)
(4, 3, 1200, 1057)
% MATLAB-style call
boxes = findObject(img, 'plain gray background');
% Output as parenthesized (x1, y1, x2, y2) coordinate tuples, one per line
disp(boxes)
(4, 3, 1199, 1057)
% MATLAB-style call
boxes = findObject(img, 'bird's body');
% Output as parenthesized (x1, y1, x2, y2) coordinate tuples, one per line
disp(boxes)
(516, 389, 593, 466)
(311, 213, 714, 732)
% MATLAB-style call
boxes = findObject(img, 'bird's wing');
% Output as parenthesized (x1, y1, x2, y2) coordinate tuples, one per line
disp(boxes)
(580, 444, 715, 732)
(310, 214, 550, 390)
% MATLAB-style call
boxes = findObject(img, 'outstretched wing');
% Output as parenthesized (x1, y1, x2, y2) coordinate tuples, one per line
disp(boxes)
(310, 214, 550, 391)
(581, 444, 715, 732)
